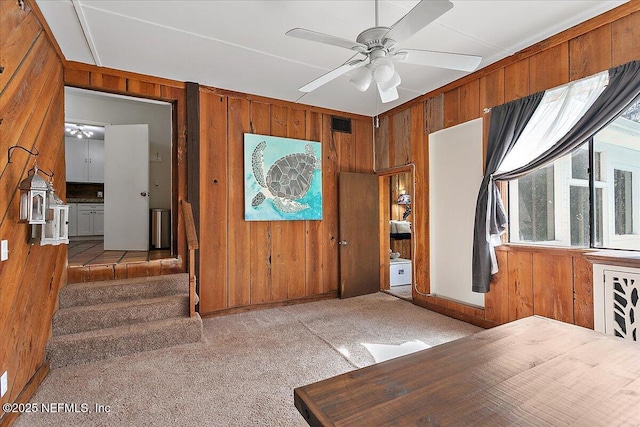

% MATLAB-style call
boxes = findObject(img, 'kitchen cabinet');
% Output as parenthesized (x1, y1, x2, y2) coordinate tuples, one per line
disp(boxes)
(68, 203, 78, 237)
(65, 137, 105, 183)
(77, 204, 104, 236)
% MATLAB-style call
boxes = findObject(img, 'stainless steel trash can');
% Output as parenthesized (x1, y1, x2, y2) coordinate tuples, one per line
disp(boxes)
(151, 208, 170, 249)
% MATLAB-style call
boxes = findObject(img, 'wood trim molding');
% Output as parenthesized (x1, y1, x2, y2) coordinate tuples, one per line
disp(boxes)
(186, 82, 200, 310)
(199, 85, 370, 122)
(584, 250, 640, 268)
(381, 0, 640, 118)
(65, 61, 186, 89)
(495, 244, 593, 257)
(200, 291, 339, 318)
(412, 296, 495, 329)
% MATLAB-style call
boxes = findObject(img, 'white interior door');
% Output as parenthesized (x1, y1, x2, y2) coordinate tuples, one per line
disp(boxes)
(104, 124, 149, 250)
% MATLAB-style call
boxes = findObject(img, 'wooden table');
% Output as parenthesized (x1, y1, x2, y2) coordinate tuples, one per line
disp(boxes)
(294, 316, 640, 426)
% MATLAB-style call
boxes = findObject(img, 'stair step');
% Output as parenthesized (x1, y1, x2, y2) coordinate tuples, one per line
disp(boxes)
(59, 273, 189, 308)
(52, 294, 189, 336)
(47, 314, 203, 369)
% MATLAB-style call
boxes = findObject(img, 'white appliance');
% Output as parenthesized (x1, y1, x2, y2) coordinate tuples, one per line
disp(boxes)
(390, 258, 412, 286)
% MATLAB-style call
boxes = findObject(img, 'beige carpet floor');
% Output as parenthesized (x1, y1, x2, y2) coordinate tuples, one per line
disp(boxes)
(15, 292, 481, 427)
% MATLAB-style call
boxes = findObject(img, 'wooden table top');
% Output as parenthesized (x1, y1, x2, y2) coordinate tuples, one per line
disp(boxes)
(294, 316, 640, 426)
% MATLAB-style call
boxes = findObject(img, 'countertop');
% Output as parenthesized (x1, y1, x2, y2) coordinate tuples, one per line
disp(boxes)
(66, 198, 104, 204)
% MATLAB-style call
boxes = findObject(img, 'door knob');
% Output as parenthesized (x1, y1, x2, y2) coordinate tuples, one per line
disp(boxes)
(140, 192, 147, 197)
(338, 240, 348, 245)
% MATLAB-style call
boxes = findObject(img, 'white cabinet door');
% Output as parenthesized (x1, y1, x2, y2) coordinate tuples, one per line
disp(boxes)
(65, 137, 88, 182)
(77, 210, 93, 236)
(93, 207, 104, 235)
(67, 203, 78, 237)
(76, 204, 104, 235)
(65, 138, 105, 183)
(88, 139, 105, 183)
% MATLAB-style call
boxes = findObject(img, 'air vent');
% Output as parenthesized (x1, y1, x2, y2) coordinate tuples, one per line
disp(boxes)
(331, 116, 352, 134)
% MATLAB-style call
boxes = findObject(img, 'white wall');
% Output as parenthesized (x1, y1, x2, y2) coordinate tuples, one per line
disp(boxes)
(429, 118, 485, 307)
(65, 87, 172, 209)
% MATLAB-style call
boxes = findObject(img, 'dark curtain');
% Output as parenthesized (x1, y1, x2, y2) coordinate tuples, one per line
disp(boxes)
(471, 93, 543, 293)
(497, 60, 640, 181)
(472, 60, 640, 294)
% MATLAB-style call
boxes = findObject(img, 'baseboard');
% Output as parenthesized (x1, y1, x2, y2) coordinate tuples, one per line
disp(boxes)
(200, 291, 339, 318)
(0, 362, 50, 427)
(412, 297, 497, 329)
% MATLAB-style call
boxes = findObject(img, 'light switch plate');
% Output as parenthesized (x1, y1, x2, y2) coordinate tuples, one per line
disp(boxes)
(0, 371, 7, 398)
(1, 240, 8, 261)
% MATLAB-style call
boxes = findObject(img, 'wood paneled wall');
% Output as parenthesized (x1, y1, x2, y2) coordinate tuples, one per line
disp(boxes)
(198, 87, 373, 315)
(377, 3, 640, 328)
(0, 0, 66, 422)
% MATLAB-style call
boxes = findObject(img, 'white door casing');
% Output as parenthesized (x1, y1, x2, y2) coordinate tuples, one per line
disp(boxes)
(104, 124, 149, 250)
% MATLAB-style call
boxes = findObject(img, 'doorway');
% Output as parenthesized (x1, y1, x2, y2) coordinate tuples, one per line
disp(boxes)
(378, 166, 415, 301)
(64, 87, 174, 268)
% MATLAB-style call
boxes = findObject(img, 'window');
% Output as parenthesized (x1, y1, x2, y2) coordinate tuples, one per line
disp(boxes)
(509, 99, 640, 250)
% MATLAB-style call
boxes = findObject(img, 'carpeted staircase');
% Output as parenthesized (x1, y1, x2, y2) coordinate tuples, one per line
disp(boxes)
(47, 273, 202, 369)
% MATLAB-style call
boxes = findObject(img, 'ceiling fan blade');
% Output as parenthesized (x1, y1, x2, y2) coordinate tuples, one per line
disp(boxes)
(377, 83, 399, 103)
(300, 60, 366, 93)
(286, 28, 367, 53)
(398, 49, 482, 72)
(384, 0, 453, 44)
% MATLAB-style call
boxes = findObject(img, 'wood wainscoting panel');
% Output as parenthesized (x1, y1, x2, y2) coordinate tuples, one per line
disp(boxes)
(322, 117, 340, 294)
(484, 250, 510, 325)
(532, 252, 574, 323)
(249, 102, 274, 304)
(392, 109, 411, 167)
(529, 42, 570, 94)
(459, 79, 480, 124)
(410, 103, 428, 293)
(374, 115, 390, 171)
(504, 59, 530, 103)
(227, 96, 252, 307)
(305, 111, 324, 296)
(479, 68, 505, 111)
(285, 107, 308, 300)
(507, 251, 534, 321)
(443, 87, 460, 128)
(611, 10, 640, 66)
(0, 0, 66, 419)
(198, 91, 228, 312)
(573, 256, 594, 329)
(569, 24, 612, 81)
(269, 105, 293, 302)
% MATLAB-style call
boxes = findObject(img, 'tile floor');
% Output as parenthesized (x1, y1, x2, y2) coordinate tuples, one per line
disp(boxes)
(68, 240, 171, 267)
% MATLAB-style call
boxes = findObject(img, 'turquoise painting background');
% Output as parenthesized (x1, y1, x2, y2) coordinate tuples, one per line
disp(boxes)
(244, 133, 322, 221)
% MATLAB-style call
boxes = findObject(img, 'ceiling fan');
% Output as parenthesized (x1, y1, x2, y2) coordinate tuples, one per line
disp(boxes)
(286, 0, 482, 103)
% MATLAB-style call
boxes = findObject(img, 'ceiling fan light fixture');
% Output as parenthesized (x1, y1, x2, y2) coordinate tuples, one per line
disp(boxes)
(371, 56, 394, 84)
(349, 67, 373, 92)
(379, 71, 401, 92)
(65, 124, 94, 139)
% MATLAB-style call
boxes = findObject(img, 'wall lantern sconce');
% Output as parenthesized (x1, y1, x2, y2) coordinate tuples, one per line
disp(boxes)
(397, 192, 411, 221)
(18, 165, 49, 225)
(37, 179, 69, 246)
(9, 145, 69, 245)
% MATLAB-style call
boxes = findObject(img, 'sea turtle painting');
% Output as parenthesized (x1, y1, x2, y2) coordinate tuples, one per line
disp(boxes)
(250, 140, 321, 214)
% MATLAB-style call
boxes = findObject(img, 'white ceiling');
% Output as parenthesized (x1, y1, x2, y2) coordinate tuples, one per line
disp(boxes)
(37, 0, 627, 117)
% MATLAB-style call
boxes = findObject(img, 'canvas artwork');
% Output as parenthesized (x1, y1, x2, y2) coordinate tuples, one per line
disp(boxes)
(244, 133, 322, 221)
